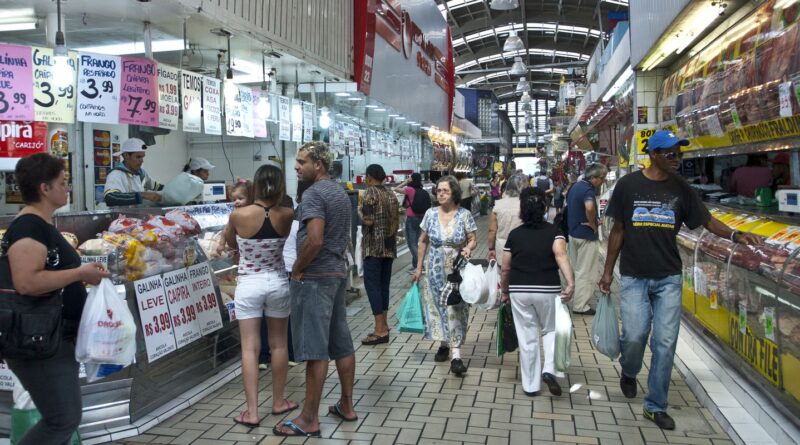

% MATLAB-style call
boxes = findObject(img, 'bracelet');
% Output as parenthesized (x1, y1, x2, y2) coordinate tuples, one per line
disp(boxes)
(730, 230, 739, 242)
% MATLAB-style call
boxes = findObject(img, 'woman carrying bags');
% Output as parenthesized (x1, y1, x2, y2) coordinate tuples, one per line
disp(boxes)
(500, 187, 575, 396)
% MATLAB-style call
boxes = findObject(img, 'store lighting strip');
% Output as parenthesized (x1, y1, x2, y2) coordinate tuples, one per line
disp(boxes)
(75, 39, 185, 56)
(602, 66, 633, 102)
(456, 48, 590, 72)
(0, 21, 37, 32)
(453, 23, 601, 50)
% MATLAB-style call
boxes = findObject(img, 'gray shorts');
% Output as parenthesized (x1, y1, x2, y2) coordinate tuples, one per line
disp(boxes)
(290, 277, 355, 361)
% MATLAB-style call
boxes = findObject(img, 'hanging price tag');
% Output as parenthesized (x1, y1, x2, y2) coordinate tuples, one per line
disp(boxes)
(738, 301, 747, 335)
(187, 262, 223, 335)
(303, 102, 313, 143)
(202, 77, 221, 135)
(252, 88, 268, 138)
(134, 275, 177, 363)
(76, 52, 121, 124)
(162, 268, 202, 348)
(292, 99, 302, 142)
(119, 57, 158, 127)
(763, 307, 775, 341)
(32, 47, 77, 123)
(180, 71, 202, 133)
(157, 65, 180, 130)
(239, 86, 254, 138)
(0, 44, 34, 121)
(278, 96, 291, 141)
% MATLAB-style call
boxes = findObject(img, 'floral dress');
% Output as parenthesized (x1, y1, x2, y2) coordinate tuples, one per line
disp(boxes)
(419, 207, 477, 347)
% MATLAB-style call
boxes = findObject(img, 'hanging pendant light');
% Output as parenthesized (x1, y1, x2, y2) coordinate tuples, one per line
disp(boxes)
(520, 92, 532, 103)
(490, 0, 519, 11)
(319, 106, 331, 129)
(521, 101, 532, 112)
(509, 57, 527, 76)
(503, 30, 524, 52)
(516, 77, 530, 94)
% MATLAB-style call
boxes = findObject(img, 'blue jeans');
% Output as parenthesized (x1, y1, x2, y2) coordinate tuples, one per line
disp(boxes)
(363, 256, 394, 315)
(619, 274, 682, 413)
(405, 216, 423, 269)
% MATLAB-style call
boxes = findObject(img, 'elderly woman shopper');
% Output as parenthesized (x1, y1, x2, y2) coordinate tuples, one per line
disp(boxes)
(359, 164, 399, 345)
(487, 173, 529, 265)
(413, 176, 477, 376)
(1, 153, 110, 444)
(500, 187, 575, 397)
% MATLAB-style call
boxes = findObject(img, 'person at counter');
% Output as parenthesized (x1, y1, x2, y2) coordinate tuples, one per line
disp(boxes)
(103, 138, 164, 206)
(729, 154, 772, 198)
(183, 157, 215, 181)
(599, 130, 763, 431)
(1, 153, 110, 445)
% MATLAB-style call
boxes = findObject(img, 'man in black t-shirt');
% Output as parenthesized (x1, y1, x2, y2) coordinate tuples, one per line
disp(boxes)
(599, 130, 762, 431)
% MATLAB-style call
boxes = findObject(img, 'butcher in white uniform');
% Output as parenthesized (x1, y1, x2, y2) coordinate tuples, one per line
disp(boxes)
(103, 138, 163, 207)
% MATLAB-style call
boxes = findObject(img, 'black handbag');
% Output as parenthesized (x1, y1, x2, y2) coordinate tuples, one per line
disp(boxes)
(0, 221, 64, 361)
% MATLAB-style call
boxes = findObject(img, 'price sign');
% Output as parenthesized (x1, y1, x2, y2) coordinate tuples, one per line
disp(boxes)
(157, 65, 180, 130)
(134, 275, 177, 363)
(181, 71, 202, 133)
(187, 262, 223, 335)
(738, 301, 747, 335)
(239, 86, 254, 138)
(76, 52, 121, 124)
(303, 102, 313, 143)
(162, 268, 202, 348)
(0, 44, 34, 121)
(202, 77, 221, 135)
(278, 96, 291, 141)
(80, 255, 109, 268)
(0, 361, 15, 391)
(252, 88, 268, 138)
(779, 81, 793, 118)
(32, 47, 77, 123)
(119, 57, 158, 127)
(764, 307, 775, 341)
(291, 99, 303, 142)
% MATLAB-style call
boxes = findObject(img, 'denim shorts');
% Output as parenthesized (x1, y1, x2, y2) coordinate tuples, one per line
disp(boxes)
(290, 277, 355, 361)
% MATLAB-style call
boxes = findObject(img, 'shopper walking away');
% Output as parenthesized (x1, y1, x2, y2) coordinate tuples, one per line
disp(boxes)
(490, 173, 502, 206)
(275, 142, 356, 437)
(1, 153, 110, 445)
(224, 164, 297, 427)
(599, 130, 763, 430)
(487, 173, 528, 265)
(500, 187, 574, 396)
(413, 176, 477, 377)
(394, 173, 429, 271)
(567, 163, 607, 316)
(455, 172, 475, 212)
(360, 164, 399, 345)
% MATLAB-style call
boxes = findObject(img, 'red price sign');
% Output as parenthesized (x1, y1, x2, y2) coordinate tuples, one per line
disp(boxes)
(134, 275, 176, 363)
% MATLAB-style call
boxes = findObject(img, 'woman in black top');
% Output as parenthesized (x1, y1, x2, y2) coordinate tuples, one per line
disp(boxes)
(2, 153, 109, 445)
(500, 188, 574, 397)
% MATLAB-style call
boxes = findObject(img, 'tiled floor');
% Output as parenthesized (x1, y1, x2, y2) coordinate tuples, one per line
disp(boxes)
(110, 216, 734, 445)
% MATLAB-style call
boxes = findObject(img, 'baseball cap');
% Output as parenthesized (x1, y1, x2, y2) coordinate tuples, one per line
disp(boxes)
(189, 157, 215, 171)
(646, 130, 689, 152)
(121, 138, 148, 153)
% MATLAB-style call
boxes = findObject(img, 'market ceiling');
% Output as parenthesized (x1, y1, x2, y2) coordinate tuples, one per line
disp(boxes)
(438, 0, 629, 102)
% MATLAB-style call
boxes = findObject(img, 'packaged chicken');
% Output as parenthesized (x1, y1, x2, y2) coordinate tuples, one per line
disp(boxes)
(108, 216, 144, 234)
(165, 209, 201, 236)
(145, 215, 184, 243)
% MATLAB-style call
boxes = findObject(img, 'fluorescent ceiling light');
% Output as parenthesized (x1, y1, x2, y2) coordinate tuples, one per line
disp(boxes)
(602, 0, 629, 6)
(396, 117, 406, 120)
(602, 66, 633, 101)
(456, 48, 590, 72)
(0, 22, 37, 32)
(365, 104, 378, 108)
(465, 69, 569, 87)
(75, 39, 184, 56)
(335, 92, 351, 97)
(490, 0, 519, 10)
(347, 97, 362, 101)
(389, 114, 400, 117)
(375, 108, 386, 111)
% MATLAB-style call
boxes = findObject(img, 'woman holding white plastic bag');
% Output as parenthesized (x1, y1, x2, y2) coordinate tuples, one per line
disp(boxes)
(500, 187, 574, 397)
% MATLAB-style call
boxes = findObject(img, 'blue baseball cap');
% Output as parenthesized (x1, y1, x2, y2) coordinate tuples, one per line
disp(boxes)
(647, 130, 689, 152)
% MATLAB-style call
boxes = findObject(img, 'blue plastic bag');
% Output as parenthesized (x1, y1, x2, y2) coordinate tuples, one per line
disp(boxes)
(397, 283, 424, 333)
(591, 292, 621, 360)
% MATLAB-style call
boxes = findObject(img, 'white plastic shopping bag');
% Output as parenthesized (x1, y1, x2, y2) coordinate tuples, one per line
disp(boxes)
(478, 260, 500, 308)
(554, 296, 573, 372)
(161, 172, 204, 205)
(76, 278, 137, 365)
(460, 262, 487, 304)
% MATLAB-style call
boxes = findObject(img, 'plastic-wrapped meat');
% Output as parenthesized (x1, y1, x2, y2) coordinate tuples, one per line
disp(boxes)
(145, 215, 184, 243)
(165, 209, 201, 235)
(108, 216, 144, 234)
(699, 235, 735, 262)
(731, 244, 789, 276)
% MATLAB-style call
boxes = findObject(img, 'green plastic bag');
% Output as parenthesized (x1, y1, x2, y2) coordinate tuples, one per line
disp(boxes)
(11, 408, 81, 445)
(397, 283, 424, 333)
(496, 303, 518, 356)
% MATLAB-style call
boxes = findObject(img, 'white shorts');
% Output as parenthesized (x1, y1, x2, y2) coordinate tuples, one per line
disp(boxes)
(234, 271, 290, 319)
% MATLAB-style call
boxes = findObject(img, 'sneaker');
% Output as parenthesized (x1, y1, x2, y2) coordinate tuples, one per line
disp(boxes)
(258, 363, 268, 370)
(434, 346, 450, 362)
(450, 358, 467, 376)
(288, 361, 300, 367)
(523, 390, 539, 397)
(542, 373, 562, 396)
(620, 375, 637, 398)
(643, 408, 675, 430)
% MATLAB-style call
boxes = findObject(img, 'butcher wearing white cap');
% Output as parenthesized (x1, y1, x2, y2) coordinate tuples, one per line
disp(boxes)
(183, 157, 215, 181)
(103, 138, 164, 206)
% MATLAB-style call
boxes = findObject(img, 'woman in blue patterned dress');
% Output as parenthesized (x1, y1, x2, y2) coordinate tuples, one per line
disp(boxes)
(412, 176, 477, 376)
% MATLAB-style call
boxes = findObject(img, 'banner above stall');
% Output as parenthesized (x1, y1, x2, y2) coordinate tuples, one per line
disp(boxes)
(354, 0, 454, 130)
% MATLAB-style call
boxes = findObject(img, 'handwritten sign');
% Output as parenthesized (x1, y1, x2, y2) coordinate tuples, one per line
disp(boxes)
(224, 81, 243, 137)
(303, 102, 313, 143)
(157, 65, 180, 130)
(32, 47, 77, 123)
(252, 88, 268, 138)
(187, 262, 223, 335)
(0, 362, 15, 391)
(291, 99, 302, 142)
(202, 77, 221, 135)
(181, 71, 202, 133)
(279, 96, 291, 141)
(119, 57, 158, 127)
(133, 275, 177, 363)
(77, 52, 121, 124)
(162, 268, 202, 348)
(239, 86, 254, 138)
(0, 44, 34, 121)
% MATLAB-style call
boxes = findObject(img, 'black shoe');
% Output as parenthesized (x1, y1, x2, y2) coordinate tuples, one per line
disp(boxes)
(573, 308, 596, 315)
(450, 359, 467, 376)
(620, 375, 637, 398)
(542, 373, 562, 396)
(434, 346, 450, 362)
(643, 409, 675, 430)
(523, 390, 539, 397)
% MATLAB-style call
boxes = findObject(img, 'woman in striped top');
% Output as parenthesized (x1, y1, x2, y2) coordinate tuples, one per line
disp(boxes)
(500, 187, 575, 397)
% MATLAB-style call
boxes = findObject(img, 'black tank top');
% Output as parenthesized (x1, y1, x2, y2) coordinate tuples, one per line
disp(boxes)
(249, 203, 281, 239)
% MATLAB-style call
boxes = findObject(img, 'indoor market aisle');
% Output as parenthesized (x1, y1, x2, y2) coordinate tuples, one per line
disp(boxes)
(111, 216, 734, 445)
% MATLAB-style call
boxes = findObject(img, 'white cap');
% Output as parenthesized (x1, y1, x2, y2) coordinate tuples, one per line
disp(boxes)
(189, 157, 215, 171)
(121, 138, 148, 153)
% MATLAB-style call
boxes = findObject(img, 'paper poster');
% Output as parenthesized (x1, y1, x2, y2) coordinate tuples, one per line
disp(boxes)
(76, 52, 121, 124)
(0, 121, 48, 161)
(239, 86, 254, 138)
(224, 81, 243, 137)
(157, 65, 180, 130)
(738, 301, 747, 335)
(32, 47, 77, 123)
(0, 44, 34, 121)
(202, 77, 221, 135)
(0, 362, 15, 391)
(779, 81, 793, 118)
(763, 307, 775, 341)
(303, 102, 313, 143)
(291, 99, 302, 142)
(252, 88, 268, 138)
(187, 262, 223, 335)
(162, 268, 202, 349)
(134, 275, 177, 363)
(118, 57, 158, 127)
(278, 95, 291, 141)
(179, 71, 202, 133)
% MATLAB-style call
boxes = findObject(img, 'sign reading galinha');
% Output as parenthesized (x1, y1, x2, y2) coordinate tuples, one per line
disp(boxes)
(686, 114, 800, 151)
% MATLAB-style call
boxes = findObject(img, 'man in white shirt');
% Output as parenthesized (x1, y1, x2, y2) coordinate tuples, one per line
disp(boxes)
(103, 138, 163, 206)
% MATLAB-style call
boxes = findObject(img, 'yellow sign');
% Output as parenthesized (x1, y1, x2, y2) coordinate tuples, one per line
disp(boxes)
(729, 315, 780, 386)
(513, 147, 537, 154)
(493, 161, 504, 173)
(686, 114, 800, 151)
(636, 128, 657, 153)
(32, 46, 78, 124)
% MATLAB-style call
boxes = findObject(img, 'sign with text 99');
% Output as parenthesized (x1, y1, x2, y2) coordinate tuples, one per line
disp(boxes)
(119, 57, 158, 127)
(134, 275, 177, 363)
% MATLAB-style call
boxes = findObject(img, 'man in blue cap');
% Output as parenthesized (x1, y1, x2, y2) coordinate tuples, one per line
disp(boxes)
(598, 130, 762, 430)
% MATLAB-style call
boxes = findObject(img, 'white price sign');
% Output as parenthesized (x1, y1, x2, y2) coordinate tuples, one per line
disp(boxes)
(303, 102, 313, 143)
(157, 65, 180, 130)
(203, 77, 222, 135)
(134, 275, 177, 363)
(181, 71, 203, 133)
(239, 86, 254, 138)
(0, 361, 15, 391)
(291, 99, 303, 142)
(162, 268, 202, 349)
(187, 262, 223, 335)
(76, 52, 121, 124)
(279, 95, 291, 141)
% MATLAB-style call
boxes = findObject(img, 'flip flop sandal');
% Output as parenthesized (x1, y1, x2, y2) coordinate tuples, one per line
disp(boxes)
(232, 411, 260, 428)
(361, 334, 389, 345)
(271, 399, 299, 415)
(272, 420, 321, 437)
(328, 401, 358, 422)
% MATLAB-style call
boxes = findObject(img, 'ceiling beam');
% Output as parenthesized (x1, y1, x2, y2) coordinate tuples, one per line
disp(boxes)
(450, 10, 598, 36)
(454, 43, 591, 67)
